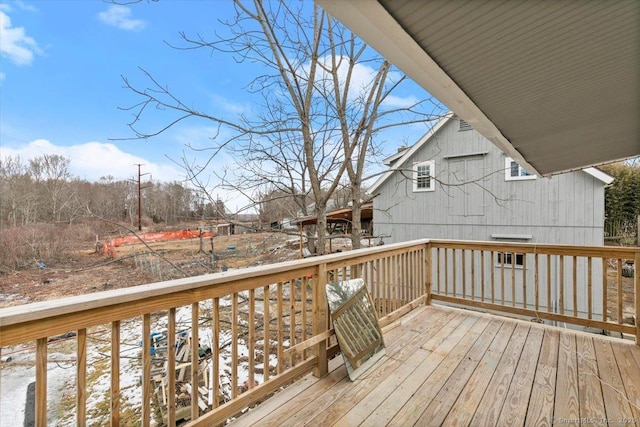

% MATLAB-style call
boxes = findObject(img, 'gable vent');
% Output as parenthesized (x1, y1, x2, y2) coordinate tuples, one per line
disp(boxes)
(459, 119, 472, 131)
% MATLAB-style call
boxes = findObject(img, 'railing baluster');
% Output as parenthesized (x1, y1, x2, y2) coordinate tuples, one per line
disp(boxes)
(587, 257, 593, 320)
(425, 245, 431, 301)
(211, 301, 219, 410)
(511, 251, 516, 307)
(462, 249, 466, 300)
(374, 258, 381, 316)
(249, 288, 256, 386)
(547, 254, 552, 313)
(263, 285, 270, 382)
(381, 257, 387, 314)
(436, 248, 441, 295)
(230, 294, 238, 401)
(481, 251, 485, 302)
(206, 302, 215, 407)
(452, 249, 457, 298)
(386, 256, 392, 314)
(500, 251, 505, 305)
(532, 253, 539, 311)
(302, 276, 308, 353)
(392, 255, 396, 311)
(277, 282, 284, 374)
(490, 251, 495, 303)
(573, 256, 578, 317)
(445, 248, 449, 296)
(142, 313, 151, 427)
(602, 258, 608, 322)
(76, 328, 86, 427)
(111, 321, 120, 427)
(398, 253, 404, 307)
(168, 308, 177, 422)
(471, 250, 475, 301)
(191, 302, 200, 418)
(522, 254, 527, 309)
(36, 337, 47, 427)
(559, 256, 565, 315)
(290, 279, 295, 367)
(617, 258, 623, 324)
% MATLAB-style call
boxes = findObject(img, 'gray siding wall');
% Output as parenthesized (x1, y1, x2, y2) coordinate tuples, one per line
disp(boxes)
(374, 118, 605, 246)
(373, 118, 607, 322)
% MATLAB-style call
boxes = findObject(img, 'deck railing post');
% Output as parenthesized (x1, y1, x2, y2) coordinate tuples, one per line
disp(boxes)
(313, 262, 329, 377)
(425, 242, 432, 304)
(635, 250, 640, 345)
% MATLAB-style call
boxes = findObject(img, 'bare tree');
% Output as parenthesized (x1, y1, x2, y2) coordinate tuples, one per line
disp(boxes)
(28, 154, 79, 223)
(117, 0, 445, 254)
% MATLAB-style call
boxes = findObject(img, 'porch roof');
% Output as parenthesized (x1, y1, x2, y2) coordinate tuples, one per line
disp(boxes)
(316, 0, 640, 176)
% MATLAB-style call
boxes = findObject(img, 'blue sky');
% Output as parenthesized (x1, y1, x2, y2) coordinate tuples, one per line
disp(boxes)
(0, 0, 436, 209)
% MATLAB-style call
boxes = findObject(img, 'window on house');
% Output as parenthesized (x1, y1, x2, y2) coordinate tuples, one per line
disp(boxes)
(505, 157, 536, 181)
(413, 160, 435, 192)
(496, 252, 525, 267)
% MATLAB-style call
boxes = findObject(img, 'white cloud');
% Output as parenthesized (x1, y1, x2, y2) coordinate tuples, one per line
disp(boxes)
(1, 139, 184, 183)
(0, 9, 41, 65)
(98, 6, 146, 31)
(382, 94, 420, 109)
(15, 1, 38, 13)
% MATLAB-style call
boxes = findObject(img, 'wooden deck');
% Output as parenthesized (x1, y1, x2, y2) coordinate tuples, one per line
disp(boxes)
(229, 304, 640, 427)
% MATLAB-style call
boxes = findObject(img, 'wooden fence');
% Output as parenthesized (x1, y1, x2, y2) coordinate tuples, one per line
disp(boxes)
(429, 240, 640, 340)
(0, 239, 637, 426)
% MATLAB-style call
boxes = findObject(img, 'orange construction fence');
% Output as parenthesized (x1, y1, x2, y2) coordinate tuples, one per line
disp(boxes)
(102, 229, 215, 258)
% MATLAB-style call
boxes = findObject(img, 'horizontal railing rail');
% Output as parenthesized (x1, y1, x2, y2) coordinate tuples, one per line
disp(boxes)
(0, 240, 430, 427)
(428, 239, 640, 342)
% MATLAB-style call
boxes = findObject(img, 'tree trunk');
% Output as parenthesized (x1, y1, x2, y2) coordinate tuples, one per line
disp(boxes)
(350, 186, 362, 250)
(315, 203, 328, 255)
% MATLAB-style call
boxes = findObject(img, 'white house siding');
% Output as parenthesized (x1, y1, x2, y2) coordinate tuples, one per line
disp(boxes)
(373, 117, 608, 324)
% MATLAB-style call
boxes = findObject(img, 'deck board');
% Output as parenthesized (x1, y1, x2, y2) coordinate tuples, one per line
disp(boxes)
(497, 326, 544, 426)
(592, 339, 635, 426)
(414, 319, 502, 426)
(576, 335, 607, 423)
(227, 305, 640, 427)
(442, 321, 516, 426)
(469, 322, 530, 425)
(524, 329, 559, 427)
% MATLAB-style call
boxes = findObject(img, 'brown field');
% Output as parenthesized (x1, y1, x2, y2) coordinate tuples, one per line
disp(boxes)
(0, 231, 299, 308)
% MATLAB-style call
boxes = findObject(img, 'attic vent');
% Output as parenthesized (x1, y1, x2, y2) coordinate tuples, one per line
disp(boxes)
(459, 120, 472, 132)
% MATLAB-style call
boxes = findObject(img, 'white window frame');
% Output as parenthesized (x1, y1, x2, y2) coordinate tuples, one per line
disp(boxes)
(505, 157, 536, 181)
(413, 160, 435, 192)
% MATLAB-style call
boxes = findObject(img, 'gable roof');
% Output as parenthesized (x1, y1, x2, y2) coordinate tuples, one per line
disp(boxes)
(368, 113, 614, 194)
(369, 113, 453, 194)
(316, 0, 640, 176)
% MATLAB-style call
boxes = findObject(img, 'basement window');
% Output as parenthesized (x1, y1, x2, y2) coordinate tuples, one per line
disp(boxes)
(505, 157, 536, 181)
(496, 252, 525, 267)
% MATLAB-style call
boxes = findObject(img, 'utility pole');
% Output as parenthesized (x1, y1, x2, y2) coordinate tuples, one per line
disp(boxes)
(132, 164, 151, 231)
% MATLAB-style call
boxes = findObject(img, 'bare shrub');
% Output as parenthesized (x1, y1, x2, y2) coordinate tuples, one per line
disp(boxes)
(0, 223, 102, 272)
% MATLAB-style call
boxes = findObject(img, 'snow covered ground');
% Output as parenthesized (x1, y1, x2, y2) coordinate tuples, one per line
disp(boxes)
(0, 295, 273, 426)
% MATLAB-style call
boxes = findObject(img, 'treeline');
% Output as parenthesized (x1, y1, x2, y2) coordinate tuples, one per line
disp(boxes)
(0, 154, 226, 228)
(600, 160, 640, 239)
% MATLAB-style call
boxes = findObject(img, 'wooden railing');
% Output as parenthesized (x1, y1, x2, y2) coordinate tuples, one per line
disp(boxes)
(428, 240, 640, 341)
(1, 239, 637, 426)
(0, 240, 428, 427)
